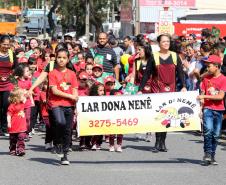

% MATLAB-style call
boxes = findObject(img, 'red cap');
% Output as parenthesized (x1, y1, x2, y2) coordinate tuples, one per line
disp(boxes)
(79, 72, 89, 80)
(104, 76, 115, 84)
(204, 55, 222, 65)
(92, 63, 103, 70)
(18, 57, 28, 63)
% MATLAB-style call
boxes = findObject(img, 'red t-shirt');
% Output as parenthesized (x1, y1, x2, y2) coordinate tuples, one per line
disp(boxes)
(40, 91, 48, 117)
(201, 74, 226, 110)
(7, 103, 27, 133)
(0, 55, 14, 91)
(32, 71, 41, 101)
(17, 79, 32, 108)
(48, 68, 78, 107)
(78, 86, 88, 96)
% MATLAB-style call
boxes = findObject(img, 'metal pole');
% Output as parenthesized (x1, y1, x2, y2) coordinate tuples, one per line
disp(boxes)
(85, 0, 90, 42)
(43, 0, 46, 38)
(135, 0, 140, 35)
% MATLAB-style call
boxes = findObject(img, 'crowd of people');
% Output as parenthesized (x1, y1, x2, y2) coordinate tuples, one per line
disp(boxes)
(0, 28, 226, 165)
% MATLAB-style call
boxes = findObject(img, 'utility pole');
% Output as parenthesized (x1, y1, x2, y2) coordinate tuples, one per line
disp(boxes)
(135, 0, 140, 35)
(85, 0, 90, 42)
(43, 0, 46, 38)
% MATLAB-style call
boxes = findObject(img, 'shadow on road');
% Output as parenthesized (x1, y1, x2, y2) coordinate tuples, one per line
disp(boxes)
(29, 157, 60, 166)
(124, 145, 153, 152)
(27, 144, 46, 152)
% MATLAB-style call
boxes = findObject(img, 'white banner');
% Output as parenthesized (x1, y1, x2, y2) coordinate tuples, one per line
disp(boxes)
(77, 91, 201, 136)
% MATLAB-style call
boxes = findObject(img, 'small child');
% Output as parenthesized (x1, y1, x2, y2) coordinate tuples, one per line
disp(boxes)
(89, 82, 105, 150)
(85, 63, 93, 77)
(197, 55, 226, 165)
(109, 89, 124, 152)
(77, 72, 91, 150)
(7, 88, 27, 156)
(14, 63, 34, 140)
(104, 76, 116, 95)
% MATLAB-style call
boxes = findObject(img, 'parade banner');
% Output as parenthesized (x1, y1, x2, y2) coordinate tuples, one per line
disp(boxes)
(77, 91, 201, 136)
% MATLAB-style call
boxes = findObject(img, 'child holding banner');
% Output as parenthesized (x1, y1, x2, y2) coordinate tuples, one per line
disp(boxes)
(89, 82, 105, 150)
(197, 55, 226, 165)
(109, 89, 124, 152)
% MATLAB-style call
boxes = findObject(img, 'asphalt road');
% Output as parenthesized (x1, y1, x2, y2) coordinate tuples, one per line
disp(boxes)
(0, 132, 226, 185)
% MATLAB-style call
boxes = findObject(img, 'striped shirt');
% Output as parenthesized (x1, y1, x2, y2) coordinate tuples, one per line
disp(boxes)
(87, 46, 117, 73)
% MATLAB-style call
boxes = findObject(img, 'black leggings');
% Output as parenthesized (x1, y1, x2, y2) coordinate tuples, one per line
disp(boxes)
(0, 91, 10, 133)
(52, 106, 74, 153)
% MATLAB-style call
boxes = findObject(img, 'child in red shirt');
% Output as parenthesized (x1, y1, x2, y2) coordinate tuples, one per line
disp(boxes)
(48, 48, 78, 165)
(7, 88, 27, 156)
(14, 63, 34, 140)
(197, 55, 226, 165)
(85, 63, 93, 78)
(89, 82, 106, 150)
(109, 89, 124, 152)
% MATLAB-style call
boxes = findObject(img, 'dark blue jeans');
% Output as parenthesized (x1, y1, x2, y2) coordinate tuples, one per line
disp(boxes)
(203, 108, 223, 157)
(52, 106, 74, 153)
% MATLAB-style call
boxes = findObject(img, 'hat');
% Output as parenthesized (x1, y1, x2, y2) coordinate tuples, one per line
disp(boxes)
(79, 72, 89, 80)
(104, 76, 115, 84)
(147, 33, 157, 42)
(92, 63, 103, 70)
(204, 55, 222, 65)
(18, 57, 28, 63)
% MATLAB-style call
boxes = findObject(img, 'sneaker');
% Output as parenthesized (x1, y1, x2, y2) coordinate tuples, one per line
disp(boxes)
(3, 133, 9, 137)
(68, 147, 73, 152)
(116, 145, 122, 152)
(31, 128, 35, 135)
(203, 153, 211, 162)
(56, 145, 63, 158)
(96, 145, 101, 150)
(9, 150, 16, 156)
(91, 144, 97, 150)
(109, 146, 115, 152)
(29, 133, 33, 138)
(17, 151, 25, 156)
(45, 143, 53, 150)
(105, 138, 109, 143)
(211, 157, 218, 165)
(61, 154, 70, 165)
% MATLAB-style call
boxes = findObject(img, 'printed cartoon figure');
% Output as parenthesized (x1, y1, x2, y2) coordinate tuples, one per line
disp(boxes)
(207, 86, 219, 96)
(178, 106, 194, 128)
(60, 82, 70, 91)
(155, 107, 179, 128)
(18, 110, 25, 118)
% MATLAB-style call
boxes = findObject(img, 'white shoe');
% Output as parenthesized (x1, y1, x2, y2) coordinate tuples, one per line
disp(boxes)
(3, 133, 9, 137)
(91, 144, 97, 150)
(116, 145, 122, 152)
(31, 128, 35, 135)
(29, 133, 33, 138)
(109, 146, 115, 152)
(45, 143, 53, 150)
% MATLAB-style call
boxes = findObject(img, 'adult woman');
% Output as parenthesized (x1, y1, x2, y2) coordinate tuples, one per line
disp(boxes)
(139, 34, 186, 152)
(126, 40, 154, 141)
(0, 35, 18, 136)
(25, 38, 39, 58)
